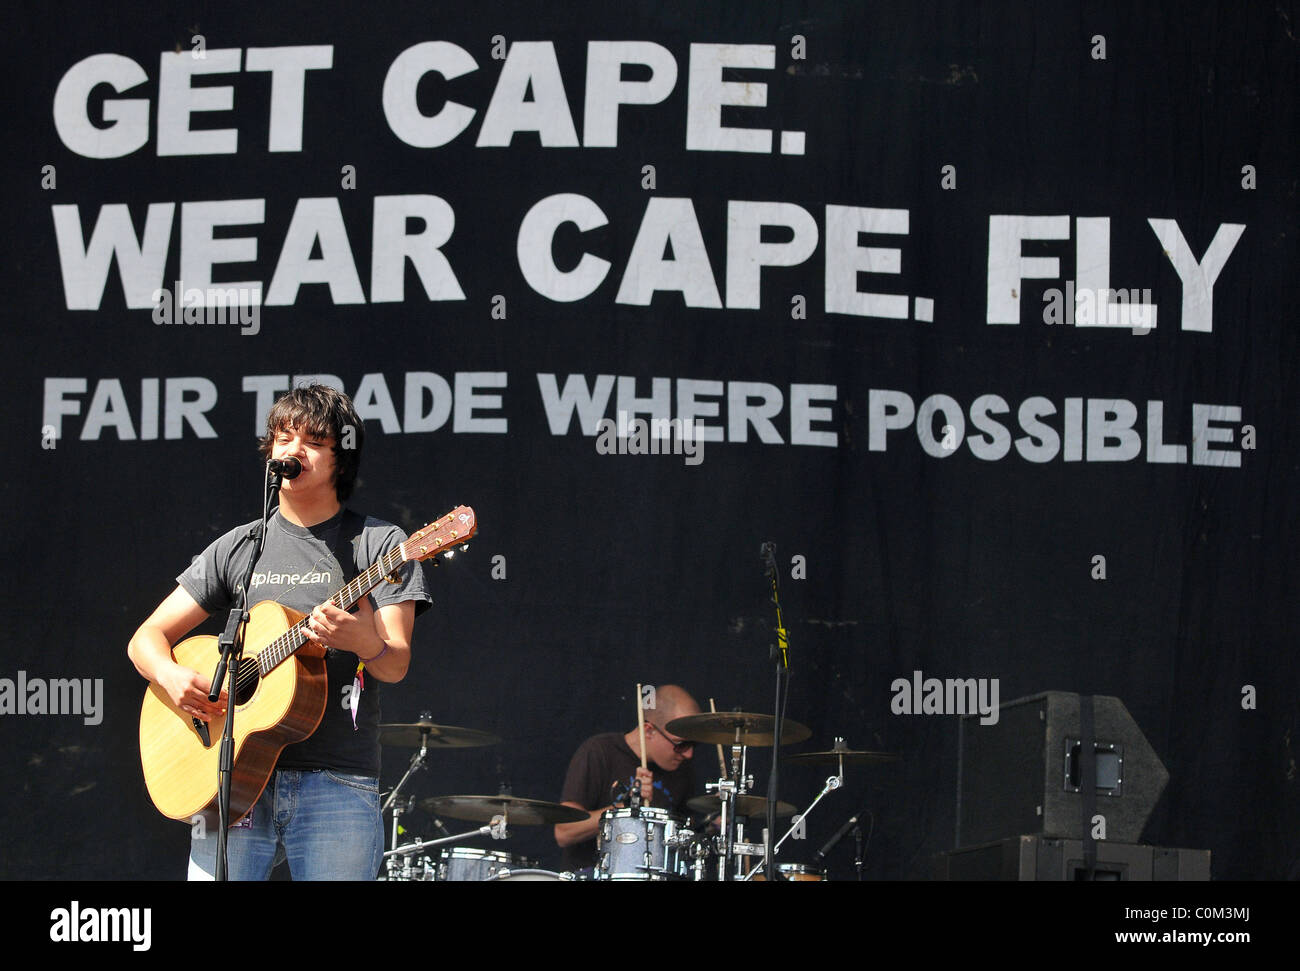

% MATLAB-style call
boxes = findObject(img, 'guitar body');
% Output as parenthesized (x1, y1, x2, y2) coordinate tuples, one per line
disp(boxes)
(139, 600, 328, 825)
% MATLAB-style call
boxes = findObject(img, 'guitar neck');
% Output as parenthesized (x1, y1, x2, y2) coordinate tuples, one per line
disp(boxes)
(255, 544, 407, 676)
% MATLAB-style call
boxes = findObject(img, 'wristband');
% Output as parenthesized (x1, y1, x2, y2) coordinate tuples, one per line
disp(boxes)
(360, 642, 389, 665)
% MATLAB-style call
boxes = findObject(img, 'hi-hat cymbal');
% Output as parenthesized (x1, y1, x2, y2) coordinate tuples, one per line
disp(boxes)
(666, 712, 811, 747)
(419, 795, 588, 826)
(378, 719, 501, 749)
(686, 794, 798, 818)
(784, 749, 902, 765)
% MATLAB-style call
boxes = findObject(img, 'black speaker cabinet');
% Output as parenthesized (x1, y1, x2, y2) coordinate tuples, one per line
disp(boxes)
(934, 836, 1211, 881)
(957, 692, 1168, 846)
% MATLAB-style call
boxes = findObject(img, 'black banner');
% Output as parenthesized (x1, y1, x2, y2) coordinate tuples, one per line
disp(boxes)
(1, 1, 1295, 883)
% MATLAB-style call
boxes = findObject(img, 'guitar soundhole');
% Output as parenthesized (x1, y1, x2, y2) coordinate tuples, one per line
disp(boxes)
(233, 657, 260, 706)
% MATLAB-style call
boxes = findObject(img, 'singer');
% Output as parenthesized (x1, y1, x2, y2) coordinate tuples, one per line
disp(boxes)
(127, 384, 431, 880)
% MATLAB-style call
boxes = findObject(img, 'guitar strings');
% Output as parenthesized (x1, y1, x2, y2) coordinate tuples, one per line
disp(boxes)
(223, 511, 459, 697)
(232, 553, 401, 696)
(224, 514, 385, 693)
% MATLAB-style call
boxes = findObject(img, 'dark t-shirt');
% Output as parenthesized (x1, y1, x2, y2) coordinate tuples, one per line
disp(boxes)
(558, 732, 694, 871)
(177, 507, 431, 776)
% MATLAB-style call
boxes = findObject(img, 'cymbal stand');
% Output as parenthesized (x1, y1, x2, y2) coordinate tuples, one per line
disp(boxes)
(383, 813, 507, 863)
(706, 736, 752, 881)
(743, 766, 843, 881)
(380, 730, 432, 880)
(382, 731, 431, 815)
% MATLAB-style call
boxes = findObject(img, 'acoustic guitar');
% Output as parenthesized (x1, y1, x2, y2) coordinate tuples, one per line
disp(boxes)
(139, 506, 476, 824)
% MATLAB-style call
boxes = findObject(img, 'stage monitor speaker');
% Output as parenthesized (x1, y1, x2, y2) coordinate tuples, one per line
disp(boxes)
(934, 836, 1210, 881)
(956, 691, 1168, 847)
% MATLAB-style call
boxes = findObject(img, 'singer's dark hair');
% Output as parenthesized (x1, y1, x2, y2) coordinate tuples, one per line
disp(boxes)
(258, 385, 365, 501)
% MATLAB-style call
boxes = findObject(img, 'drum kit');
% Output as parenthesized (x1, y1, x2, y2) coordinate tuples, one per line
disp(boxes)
(378, 708, 899, 882)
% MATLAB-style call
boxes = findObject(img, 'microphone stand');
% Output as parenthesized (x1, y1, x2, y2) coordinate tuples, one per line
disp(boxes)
(209, 462, 284, 880)
(760, 542, 789, 882)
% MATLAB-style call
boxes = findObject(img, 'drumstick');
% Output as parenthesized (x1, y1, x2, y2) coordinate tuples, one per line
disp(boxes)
(636, 683, 648, 769)
(710, 698, 727, 779)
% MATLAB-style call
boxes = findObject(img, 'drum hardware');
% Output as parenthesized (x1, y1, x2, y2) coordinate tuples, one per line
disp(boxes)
(783, 738, 902, 768)
(379, 712, 432, 880)
(689, 832, 712, 882)
(383, 796, 583, 881)
(377, 715, 503, 750)
(669, 711, 811, 881)
(595, 806, 695, 880)
(438, 846, 537, 881)
(375, 712, 504, 881)
(741, 771, 840, 881)
(752, 863, 826, 882)
(380, 845, 438, 882)
(687, 794, 798, 818)
(704, 742, 749, 882)
(745, 735, 882, 881)
(783, 738, 896, 880)
(382, 813, 509, 874)
(666, 712, 811, 748)
(419, 795, 588, 827)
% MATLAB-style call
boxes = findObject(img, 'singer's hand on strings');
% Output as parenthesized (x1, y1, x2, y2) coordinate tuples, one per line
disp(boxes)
(303, 599, 383, 658)
(161, 663, 227, 722)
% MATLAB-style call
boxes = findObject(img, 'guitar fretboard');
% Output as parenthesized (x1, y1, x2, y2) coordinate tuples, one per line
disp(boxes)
(255, 544, 407, 675)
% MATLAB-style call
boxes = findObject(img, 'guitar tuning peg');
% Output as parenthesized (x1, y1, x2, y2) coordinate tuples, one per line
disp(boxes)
(460, 544, 470, 553)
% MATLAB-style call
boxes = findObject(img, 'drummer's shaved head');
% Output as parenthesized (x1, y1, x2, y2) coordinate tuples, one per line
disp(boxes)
(650, 684, 700, 726)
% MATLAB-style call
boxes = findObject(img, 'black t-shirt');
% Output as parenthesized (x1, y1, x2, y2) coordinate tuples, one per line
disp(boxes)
(177, 507, 431, 776)
(558, 732, 694, 871)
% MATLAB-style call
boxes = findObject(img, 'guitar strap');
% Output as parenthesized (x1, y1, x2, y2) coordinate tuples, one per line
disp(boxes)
(232, 508, 366, 603)
(330, 508, 366, 586)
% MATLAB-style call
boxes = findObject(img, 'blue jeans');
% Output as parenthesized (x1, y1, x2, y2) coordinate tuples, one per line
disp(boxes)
(188, 769, 383, 881)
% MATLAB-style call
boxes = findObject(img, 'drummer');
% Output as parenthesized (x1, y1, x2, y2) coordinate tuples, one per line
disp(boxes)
(554, 684, 700, 871)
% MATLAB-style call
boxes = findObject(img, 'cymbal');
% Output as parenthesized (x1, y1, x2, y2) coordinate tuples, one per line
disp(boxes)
(784, 749, 902, 765)
(686, 794, 798, 818)
(666, 712, 811, 747)
(378, 719, 501, 749)
(419, 795, 588, 826)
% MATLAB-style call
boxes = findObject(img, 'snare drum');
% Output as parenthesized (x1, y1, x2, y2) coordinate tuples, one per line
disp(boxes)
(437, 847, 535, 881)
(596, 807, 693, 881)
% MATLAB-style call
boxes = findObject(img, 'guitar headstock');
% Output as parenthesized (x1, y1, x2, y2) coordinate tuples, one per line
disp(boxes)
(402, 506, 477, 562)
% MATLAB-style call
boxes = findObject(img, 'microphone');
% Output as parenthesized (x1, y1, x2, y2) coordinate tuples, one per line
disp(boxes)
(813, 810, 862, 862)
(268, 457, 301, 479)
